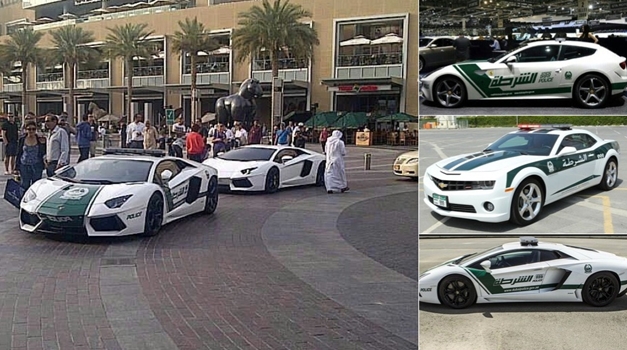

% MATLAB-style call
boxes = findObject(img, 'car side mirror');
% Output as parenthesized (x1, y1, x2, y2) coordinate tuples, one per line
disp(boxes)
(428, 44, 438, 48)
(281, 155, 294, 163)
(480, 260, 492, 273)
(558, 146, 577, 156)
(161, 169, 173, 182)
(505, 55, 517, 64)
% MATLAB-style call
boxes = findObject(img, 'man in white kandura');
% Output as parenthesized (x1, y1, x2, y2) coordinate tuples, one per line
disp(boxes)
(324, 130, 349, 194)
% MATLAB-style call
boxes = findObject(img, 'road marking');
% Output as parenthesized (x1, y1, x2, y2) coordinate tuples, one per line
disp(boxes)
(421, 217, 450, 234)
(576, 195, 613, 234)
(426, 142, 448, 160)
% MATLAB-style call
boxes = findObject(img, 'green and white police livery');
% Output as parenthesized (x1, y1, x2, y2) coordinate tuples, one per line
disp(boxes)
(420, 39, 627, 108)
(419, 237, 627, 309)
(19, 149, 219, 237)
(423, 125, 620, 226)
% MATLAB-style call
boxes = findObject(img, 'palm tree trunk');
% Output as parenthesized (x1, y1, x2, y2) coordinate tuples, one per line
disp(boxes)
(126, 58, 133, 120)
(21, 67, 27, 125)
(67, 63, 75, 126)
(270, 51, 280, 132)
(190, 54, 198, 123)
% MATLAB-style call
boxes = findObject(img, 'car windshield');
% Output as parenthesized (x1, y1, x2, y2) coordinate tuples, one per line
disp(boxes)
(489, 43, 528, 63)
(217, 147, 276, 161)
(56, 158, 153, 184)
(419, 38, 433, 47)
(484, 133, 559, 156)
(457, 245, 504, 265)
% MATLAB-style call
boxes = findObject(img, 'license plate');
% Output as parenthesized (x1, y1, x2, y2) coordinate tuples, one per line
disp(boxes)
(433, 193, 448, 208)
(394, 165, 401, 171)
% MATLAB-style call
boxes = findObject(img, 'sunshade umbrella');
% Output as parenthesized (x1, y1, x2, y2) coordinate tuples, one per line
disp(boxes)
(377, 113, 418, 123)
(305, 112, 340, 129)
(340, 35, 372, 46)
(211, 46, 231, 55)
(201, 113, 216, 123)
(370, 33, 404, 45)
(99, 114, 120, 122)
(90, 8, 110, 14)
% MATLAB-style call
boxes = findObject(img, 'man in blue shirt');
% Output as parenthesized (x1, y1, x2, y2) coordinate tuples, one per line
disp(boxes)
(76, 114, 93, 162)
(275, 123, 290, 145)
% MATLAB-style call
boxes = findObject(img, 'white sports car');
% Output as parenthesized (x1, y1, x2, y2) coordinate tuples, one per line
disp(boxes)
(423, 124, 620, 226)
(420, 39, 627, 108)
(19, 149, 219, 237)
(202, 145, 326, 193)
(420, 237, 627, 309)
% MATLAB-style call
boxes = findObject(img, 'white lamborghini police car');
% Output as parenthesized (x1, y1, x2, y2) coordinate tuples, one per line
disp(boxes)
(423, 124, 620, 226)
(420, 39, 627, 108)
(19, 149, 219, 237)
(420, 237, 627, 309)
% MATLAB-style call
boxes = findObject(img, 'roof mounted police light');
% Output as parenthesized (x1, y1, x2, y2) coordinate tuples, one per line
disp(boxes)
(520, 236, 539, 247)
(518, 124, 573, 130)
(102, 148, 166, 157)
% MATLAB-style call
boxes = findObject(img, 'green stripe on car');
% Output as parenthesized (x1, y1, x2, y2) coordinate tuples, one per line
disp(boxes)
(38, 184, 103, 217)
(453, 151, 522, 171)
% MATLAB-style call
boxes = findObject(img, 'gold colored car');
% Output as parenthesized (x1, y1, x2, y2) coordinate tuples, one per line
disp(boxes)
(394, 150, 418, 178)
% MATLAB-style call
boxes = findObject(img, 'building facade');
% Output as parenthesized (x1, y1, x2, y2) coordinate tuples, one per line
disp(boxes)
(0, 0, 418, 126)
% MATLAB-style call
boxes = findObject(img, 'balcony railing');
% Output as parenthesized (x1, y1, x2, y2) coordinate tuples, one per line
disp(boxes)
(78, 69, 110, 80)
(183, 62, 229, 74)
(337, 52, 402, 67)
(36, 72, 64, 82)
(253, 58, 308, 71)
(127, 66, 164, 77)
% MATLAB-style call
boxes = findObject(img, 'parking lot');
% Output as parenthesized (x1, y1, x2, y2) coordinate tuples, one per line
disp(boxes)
(419, 126, 627, 235)
(419, 237, 627, 350)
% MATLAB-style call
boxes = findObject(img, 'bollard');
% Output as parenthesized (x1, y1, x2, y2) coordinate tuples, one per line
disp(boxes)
(364, 153, 372, 170)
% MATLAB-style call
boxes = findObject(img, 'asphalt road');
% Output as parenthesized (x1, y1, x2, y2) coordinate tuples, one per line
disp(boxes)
(419, 237, 627, 350)
(419, 126, 627, 235)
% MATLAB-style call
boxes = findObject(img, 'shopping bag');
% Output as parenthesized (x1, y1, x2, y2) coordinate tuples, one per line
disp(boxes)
(3, 178, 25, 209)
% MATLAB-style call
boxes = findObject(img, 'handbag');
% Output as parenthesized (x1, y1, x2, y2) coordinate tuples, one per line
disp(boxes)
(3, 178, 25, 209)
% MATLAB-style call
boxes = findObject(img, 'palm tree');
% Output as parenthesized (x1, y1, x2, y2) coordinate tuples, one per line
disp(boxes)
(170, 17, 219, 122)
(0, 28, 45, 122)
(103, 23, 155, 119)
(49, 25, 99, 125)
(231, 0, 319, 129)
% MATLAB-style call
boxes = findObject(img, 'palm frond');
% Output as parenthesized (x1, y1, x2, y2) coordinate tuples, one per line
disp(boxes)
(170, 17, 220, 57)
(103, 23, 155, 61)
(49, 25, 98, 70)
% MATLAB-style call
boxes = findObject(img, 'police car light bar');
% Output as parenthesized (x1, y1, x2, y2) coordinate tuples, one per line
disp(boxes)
(103, 148, 166, 157)
(518, 124, 572, 130)
(520, 236, 539, 246)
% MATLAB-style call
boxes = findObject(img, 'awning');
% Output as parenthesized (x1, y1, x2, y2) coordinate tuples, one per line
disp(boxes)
(104, 86, 166, 94)
(321, 77, 403, 93)
(234, 79, 309, 91)
(165, 83, 231, 95)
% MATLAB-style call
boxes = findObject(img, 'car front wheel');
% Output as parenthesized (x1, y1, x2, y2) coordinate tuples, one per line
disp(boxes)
(598, 158, 618, 191)
(574, 74, 610, 108)
(582, 272, 619, 307)
(434, 76, 466, 108)
(143, 193, 164, 236)
(265, 167, 280, 193)
(510, 178, 544, 226)
(419, 57, 424, 72)
(438, 275, 476, 309)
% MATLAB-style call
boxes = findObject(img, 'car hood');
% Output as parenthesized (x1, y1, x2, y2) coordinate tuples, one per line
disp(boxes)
(434, 150, 544, 173)
(203, 158, 268, 177)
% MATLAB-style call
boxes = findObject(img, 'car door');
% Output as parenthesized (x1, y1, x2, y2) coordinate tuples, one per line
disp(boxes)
(556, 44, 598, 89)
(154, 160, 195, 220)
(274, 148, 305, 186)
(469, 249, 550, 300)
(545, 133, 598, 202)
(488, 44, 567, 98)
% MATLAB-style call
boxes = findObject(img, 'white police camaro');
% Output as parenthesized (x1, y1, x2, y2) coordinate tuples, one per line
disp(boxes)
(420, 39, 627, 108)
(420, 237, 627, 309)
(423, 124, 620, 226)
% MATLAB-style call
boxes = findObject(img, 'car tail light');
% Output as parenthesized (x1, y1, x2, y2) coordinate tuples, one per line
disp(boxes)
(620, 61, 626, 70)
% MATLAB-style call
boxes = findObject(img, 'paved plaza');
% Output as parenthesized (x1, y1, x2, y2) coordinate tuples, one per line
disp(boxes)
(0, 145, 418, 350)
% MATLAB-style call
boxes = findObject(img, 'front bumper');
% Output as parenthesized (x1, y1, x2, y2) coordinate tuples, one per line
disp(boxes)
(218, 174, 265, 192)
(19, 203, 147, 237)
(423, 172, 513, 223)
(394, 162, 418, 178)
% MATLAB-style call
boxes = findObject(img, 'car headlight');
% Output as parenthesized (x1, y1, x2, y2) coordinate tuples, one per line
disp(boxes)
(22, 188, 37, 204)
(467, 181, 496, 190)
(105, 195, 133, 209)
(241, 167, 258, 175)
(406, 158, 418, 164)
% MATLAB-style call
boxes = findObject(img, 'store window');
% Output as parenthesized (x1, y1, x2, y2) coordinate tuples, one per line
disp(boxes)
(337, 18, 404, 67)
(125, 41, 165, 77)
(336, 94, 399, 114)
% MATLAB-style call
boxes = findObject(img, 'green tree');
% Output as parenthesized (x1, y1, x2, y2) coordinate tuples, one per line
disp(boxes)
(0, 28, 45, 121)
(231, 0, 319, 129)
(103, 23, 155, 119)
(170, 17, 219, 121)
(49, 25, 99, 125)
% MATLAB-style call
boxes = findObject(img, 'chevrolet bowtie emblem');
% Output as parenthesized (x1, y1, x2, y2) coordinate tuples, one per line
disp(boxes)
(58, 206, 64, 210)
(438, 182, 448, 189)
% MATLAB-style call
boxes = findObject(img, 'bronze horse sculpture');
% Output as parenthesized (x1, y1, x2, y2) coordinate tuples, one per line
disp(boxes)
(88, 102, 108, 120)
(215, 78, 263, 128)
